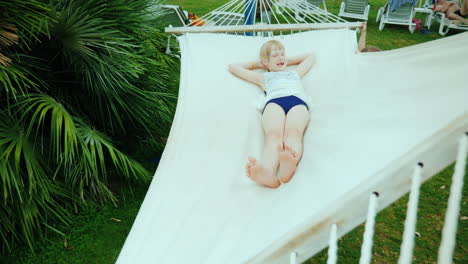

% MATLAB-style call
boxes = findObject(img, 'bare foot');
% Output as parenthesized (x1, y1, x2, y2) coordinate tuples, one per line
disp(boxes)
(278, 144, 299, 183)
(245, 157, 280, 189)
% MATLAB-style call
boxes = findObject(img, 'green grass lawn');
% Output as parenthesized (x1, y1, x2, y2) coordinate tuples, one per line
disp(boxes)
(6, 0, 467, 263)
(5, 184, 149, 264)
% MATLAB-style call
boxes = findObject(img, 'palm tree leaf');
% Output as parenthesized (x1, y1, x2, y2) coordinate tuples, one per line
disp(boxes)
(0, 0, 50, 48)
(77, 122, 150, 182)
(0, 56, 41, 99)
(0, 112, 70, 252)
(17, 93, 78, 163)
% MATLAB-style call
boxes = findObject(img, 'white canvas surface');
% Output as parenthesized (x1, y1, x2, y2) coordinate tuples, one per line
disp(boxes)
(117, 30, 468, 263)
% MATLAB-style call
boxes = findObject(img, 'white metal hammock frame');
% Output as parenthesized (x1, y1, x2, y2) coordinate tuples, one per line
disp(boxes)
(161, 1, 467, 263)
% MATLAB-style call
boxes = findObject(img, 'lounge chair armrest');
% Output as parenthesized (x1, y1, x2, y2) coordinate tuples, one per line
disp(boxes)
(339, 1, 345, 13)
(435, 11, 445, 20)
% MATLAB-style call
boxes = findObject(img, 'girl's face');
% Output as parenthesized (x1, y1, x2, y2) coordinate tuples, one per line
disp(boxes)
(264, 46, 287, 72)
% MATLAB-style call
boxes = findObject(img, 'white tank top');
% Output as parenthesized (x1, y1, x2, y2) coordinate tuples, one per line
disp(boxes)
(256, 70, 311, 110)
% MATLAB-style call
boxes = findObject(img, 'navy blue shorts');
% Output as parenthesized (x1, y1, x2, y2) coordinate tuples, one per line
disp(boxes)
(263, 95, 309, 115)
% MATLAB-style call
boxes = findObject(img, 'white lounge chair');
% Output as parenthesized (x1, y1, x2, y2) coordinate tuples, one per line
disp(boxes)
(414, 0, 435, 27)
(427, 0, 468, 35)
(160, 5, 190, 27)
(433, 12, 468, 35)
(338, 0, 371, 21)
(377, 2, 417, 33)
(306, 0, 327, 11)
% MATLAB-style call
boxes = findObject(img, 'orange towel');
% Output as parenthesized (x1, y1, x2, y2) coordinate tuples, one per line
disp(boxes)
(188, 12, 205, 26)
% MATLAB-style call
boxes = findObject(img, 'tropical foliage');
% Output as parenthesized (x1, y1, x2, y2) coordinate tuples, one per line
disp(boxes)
(0, 0, 178, 253)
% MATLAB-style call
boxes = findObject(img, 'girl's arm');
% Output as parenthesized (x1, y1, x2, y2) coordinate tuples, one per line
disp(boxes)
(358, 22, 367, 52)
(292, 53, 316, 78)
(228, 61, 264, 89)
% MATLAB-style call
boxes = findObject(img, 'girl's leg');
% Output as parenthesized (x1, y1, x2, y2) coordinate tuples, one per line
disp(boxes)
(246, 103, 285, 188)
(278, 105, 310, 183)
(434, 1, 449, 13)
(447, 9, 468, 22)
(462, 0, 468, 15)
(446, 4, 468, 22)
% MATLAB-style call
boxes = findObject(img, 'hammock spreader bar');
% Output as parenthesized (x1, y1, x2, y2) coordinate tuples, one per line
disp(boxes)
(165, 22, 362, 34)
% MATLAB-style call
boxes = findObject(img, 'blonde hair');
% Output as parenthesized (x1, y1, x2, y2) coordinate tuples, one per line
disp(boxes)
(259, 40, 285, 62)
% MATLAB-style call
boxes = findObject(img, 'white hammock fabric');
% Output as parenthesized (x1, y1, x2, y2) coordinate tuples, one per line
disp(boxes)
(117, 30, 468, 263)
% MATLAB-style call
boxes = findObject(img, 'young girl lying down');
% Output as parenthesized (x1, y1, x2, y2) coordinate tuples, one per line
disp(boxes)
(229, 40, 316, 189)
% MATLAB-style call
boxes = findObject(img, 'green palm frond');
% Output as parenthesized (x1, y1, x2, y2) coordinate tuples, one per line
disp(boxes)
(0, 112, 50, 202)
(58, 0, 164, 34)
(0, 112, 70, 252)
(0, 1, 48, 101)
(51, 5, 139, 62)
(0, 0, 50, 48)
(77, 122, 150, 182)
(18, 93, 78, 163)
(47, 0, 150, 131)
(0, 54, 43, 100)
(61, 122, 150, 204)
